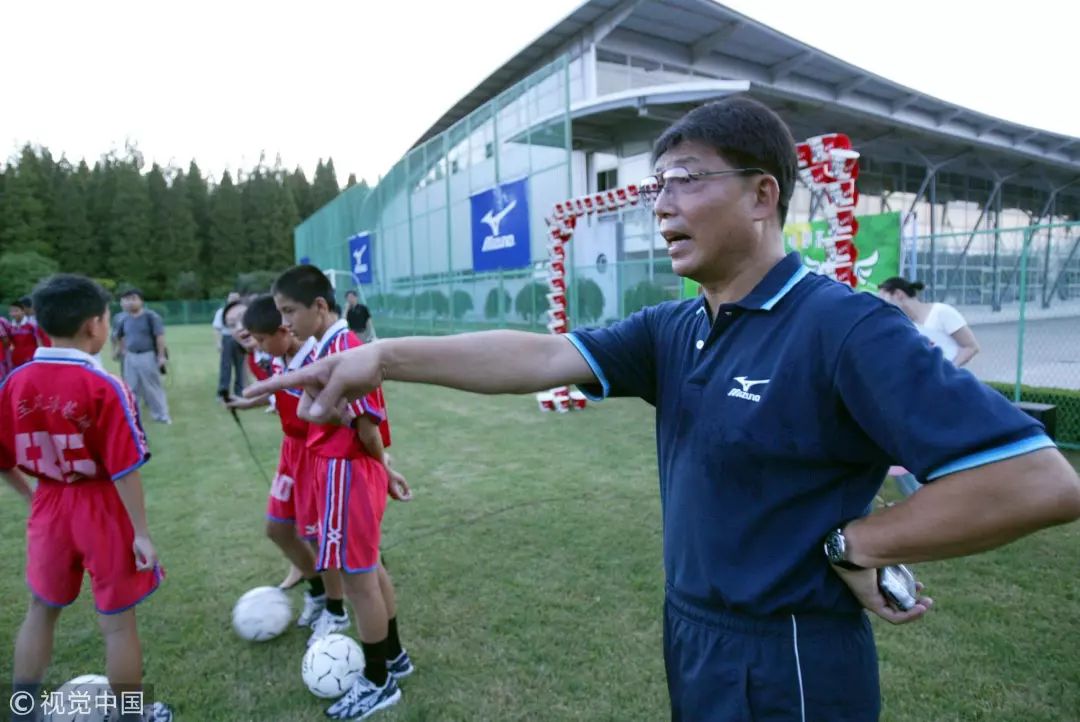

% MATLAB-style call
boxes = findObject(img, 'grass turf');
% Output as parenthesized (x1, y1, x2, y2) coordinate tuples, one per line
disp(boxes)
(1, 324, 1078, 721)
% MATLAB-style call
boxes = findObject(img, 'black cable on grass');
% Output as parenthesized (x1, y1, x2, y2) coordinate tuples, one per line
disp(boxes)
(220, 391, 274, 487)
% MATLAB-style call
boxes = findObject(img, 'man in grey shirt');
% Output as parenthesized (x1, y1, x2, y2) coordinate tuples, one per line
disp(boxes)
(114, 288, 171, 424)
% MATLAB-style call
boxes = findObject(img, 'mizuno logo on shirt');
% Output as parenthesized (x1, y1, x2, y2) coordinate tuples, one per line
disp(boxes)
(728, 376, 769, 403)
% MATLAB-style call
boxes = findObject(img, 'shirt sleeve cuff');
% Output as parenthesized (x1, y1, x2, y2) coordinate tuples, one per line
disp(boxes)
(565, 333, 610, 401)
(925, 434, 1056, 481)
(359, 398, 386, 425)
(111, 454, 150, 482)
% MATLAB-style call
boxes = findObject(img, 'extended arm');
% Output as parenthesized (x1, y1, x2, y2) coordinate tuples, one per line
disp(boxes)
(246, 331, 598, 423)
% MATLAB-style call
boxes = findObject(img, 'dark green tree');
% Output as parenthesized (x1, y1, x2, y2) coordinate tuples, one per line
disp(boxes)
(88, 157, 119, 269)
(51, 166, 94, 272)
(514, 282, 548, 323)
(0, 251, 59, 301)
(208, 170, 246, 292)
(186, 161, 211, 275)
(107, 159, 153, 292)
(573, 277, 605, 322)
(160, 171, 200, 295)
(274, 180, 300, 269)
(0, 163, 48, 256)
(311, 158, 340, 211)
(452, 290, 474, 319)
(624, 279, 675, 314)
(484, 287, 512, 320)
(287, 167, 314, 220)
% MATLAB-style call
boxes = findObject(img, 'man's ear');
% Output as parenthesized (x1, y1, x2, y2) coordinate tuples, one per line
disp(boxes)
(751, 174, 781, 223)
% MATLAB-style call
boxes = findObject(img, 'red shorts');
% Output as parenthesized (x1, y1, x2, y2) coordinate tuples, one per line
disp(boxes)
(266, 435, 318, 540)
(27, 479, 163, 614)
(312, 456, 388, 573)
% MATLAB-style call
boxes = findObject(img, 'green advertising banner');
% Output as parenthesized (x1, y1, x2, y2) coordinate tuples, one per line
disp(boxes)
(682, 211, 901, 298)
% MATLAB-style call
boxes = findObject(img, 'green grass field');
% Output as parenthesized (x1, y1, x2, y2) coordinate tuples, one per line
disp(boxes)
(2, 325, 1079, 721)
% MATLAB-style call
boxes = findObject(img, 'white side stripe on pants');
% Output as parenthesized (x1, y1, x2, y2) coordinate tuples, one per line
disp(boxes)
(791, 615, 807, 722)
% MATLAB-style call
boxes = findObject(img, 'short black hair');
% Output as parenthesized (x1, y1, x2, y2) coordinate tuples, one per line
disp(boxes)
(879, 277, 925, 298)
(652, 97, 797, 224)
(242, 294, 284, 335)
(17, 296, 32, 308)
(222, 299, 246, 322)
(346, 304, 371, 334)
(272, 265, 335, 308)
(119, 287, 143, 300)
(10, 298, 29, 309)
(31, 274, 111, 338)
(345, 290, 358, 299)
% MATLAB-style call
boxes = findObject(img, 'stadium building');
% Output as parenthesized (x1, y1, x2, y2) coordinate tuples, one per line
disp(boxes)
(296, 0, 1080, 337)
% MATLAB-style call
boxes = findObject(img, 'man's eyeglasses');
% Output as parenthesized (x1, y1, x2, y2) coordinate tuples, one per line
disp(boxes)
(637, 167, 767, 205)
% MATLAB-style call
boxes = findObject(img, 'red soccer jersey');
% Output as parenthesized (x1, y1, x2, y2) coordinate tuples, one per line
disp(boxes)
(304, 321, 391, 459)
(9, 319, 51, 368)
(269, 339, 315, 440)
(0, 348, 150, 483)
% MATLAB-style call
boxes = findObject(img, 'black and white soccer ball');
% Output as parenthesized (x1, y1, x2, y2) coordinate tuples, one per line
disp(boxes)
(232, 585, 293, 641)
(301, 633, 365, 698)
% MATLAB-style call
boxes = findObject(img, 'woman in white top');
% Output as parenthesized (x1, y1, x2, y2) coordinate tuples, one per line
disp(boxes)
(878, 277, 980, 366)
(877, 277, 981, 497)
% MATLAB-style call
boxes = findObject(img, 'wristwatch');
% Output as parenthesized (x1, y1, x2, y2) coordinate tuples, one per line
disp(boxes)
(823, 527, 865, 570)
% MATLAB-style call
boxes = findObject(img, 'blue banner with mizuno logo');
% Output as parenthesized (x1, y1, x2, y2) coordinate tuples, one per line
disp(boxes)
(470, 178, 531, 272)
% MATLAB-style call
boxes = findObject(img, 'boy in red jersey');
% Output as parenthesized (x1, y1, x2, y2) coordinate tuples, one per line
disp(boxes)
(271, 266, 410, 721)
(0, 275, 171, 722)
(7, 297, 52, 368)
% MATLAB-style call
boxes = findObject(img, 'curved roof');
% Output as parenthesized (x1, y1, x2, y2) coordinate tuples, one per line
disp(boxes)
(413, 0, 1079, 198)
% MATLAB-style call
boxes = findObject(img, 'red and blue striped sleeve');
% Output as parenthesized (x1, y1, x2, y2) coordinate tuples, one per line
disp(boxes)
(93, 371, 151, 480)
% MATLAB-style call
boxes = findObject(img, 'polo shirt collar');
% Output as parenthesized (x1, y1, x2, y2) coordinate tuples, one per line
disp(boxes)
(33, 346, 105, 371)
(314, 319, 349, 359)
(288, 337, 317, 370)
(696, 252, 809, 315)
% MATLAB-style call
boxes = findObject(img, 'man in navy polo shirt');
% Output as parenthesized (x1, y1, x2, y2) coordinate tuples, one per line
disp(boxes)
(248, 98, 1080, 720)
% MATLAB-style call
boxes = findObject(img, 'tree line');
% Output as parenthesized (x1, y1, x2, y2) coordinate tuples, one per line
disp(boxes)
(0, 144, 365, 301)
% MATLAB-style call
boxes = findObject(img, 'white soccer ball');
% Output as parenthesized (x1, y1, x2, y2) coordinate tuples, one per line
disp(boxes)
(42, 674, 110, 722)
(301, 633, 365, 698)
(232, 585, 293, 641)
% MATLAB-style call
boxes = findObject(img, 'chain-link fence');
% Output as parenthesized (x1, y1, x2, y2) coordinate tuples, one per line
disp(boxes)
(119, 299, 225, 327)
(341, 255, 681, 338)
(911, 221, 1080, 448)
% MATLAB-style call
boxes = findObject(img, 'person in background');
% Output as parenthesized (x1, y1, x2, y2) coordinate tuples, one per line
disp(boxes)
(878, 277, 980, 367)
(0, 313, 10, 382)
(213, 291, 246, 399)
(7, 297, 52, 368)
(111, 295, 132, 372)
(346, 304, 377, 345)
(344, 290, 359, 312)
(114, 289, 171, 425)
(877, 277, 983, 497)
